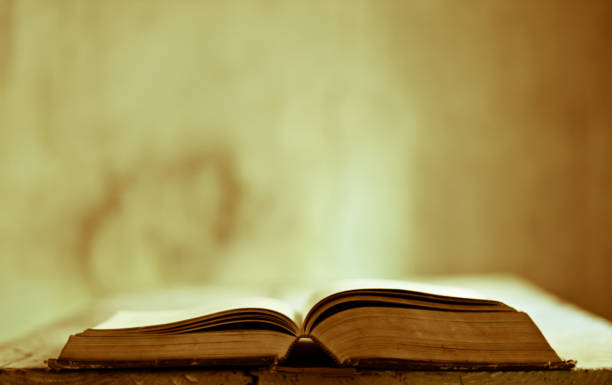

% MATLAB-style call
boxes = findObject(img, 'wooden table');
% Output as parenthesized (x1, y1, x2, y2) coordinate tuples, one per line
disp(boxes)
(1, 275, 611, 384)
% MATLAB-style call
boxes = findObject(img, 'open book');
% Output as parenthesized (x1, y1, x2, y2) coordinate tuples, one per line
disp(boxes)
(49, 280, 574, 370)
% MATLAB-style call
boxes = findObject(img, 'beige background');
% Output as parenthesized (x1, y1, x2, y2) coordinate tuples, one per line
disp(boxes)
(1, 0, 610, 342)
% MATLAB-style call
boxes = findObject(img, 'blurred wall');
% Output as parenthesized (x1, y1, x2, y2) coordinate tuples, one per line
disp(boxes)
(0, 0, 610, 342)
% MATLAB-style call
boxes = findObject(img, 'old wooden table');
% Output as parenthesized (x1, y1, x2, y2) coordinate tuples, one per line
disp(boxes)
(1, 275, 611, 384)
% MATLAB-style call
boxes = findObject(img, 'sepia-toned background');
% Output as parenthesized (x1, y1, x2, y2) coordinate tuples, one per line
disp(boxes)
(1, 0, 610, 343)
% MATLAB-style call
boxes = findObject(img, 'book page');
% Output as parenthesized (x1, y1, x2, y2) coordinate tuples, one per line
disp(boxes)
(302, 278, 490, 316)
(95, 294, 300, 329)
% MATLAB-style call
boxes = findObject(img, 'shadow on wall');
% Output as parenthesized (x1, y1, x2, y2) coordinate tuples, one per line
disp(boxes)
(0, 0, 610, 343)
(80, 149, 242, 290)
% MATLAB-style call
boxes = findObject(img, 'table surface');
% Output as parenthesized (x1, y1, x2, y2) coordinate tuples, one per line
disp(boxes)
(1, 275, 611, 385)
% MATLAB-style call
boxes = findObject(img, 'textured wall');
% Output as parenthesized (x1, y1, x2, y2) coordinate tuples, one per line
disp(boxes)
(0, 0, 610, 342)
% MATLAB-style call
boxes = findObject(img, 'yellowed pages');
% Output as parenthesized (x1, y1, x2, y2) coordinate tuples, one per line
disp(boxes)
(301, 278, 490, 316)
(95, 295, 300, 329)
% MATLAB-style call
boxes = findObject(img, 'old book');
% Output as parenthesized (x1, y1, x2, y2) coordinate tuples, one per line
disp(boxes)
(49, 280, 574, 370)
